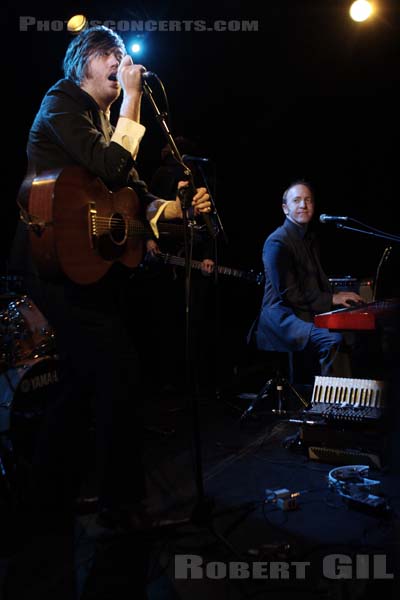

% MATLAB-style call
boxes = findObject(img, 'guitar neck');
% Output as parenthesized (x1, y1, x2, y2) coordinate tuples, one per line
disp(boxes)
(159, 253, 254, 281)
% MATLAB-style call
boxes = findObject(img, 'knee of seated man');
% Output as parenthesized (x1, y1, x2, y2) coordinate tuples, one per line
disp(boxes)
(330, 331, 343, 348)
(314, 330, 343, 352)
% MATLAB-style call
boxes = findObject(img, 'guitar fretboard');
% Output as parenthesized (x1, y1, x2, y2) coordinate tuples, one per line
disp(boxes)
(160, 253, 260, 283)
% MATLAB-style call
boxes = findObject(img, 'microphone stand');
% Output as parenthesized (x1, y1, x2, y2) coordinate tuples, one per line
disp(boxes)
(334, 223, 400, 244)
(334, 222, 400, 302)
(142, 78, 246, 557)
(195, 161, 227, 399)
(373, 246, 392, 302)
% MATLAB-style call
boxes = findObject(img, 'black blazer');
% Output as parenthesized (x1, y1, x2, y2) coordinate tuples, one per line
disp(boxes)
(256, 218, 333, 352)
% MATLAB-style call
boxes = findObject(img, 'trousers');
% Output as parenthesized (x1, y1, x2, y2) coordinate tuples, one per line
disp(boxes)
(24, 270, 147, 513)
(307, 325, 344, 376)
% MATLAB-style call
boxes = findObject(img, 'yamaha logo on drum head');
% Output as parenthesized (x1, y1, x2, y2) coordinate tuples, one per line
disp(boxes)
(0, 357, 60, 437)
(19, 369, 59, 393)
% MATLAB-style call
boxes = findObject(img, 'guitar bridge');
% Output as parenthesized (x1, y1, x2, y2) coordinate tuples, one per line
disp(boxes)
(88, 202, 97, 249)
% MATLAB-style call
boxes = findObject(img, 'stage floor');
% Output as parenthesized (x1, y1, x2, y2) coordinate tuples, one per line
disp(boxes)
(1, 380, 400, 600)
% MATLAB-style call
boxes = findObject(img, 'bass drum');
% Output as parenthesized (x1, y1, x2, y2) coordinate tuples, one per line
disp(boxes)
(0, 295, 56, 368)
(0, 357, 60, 463)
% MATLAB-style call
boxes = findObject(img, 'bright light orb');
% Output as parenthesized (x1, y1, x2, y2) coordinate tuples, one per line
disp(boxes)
(130, 43, 142, 54)
(349, 0, 373, 22)
(67, 14, 87, 33)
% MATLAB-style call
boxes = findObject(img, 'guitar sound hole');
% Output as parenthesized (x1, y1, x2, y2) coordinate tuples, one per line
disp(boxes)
(109, 212, 127, 245)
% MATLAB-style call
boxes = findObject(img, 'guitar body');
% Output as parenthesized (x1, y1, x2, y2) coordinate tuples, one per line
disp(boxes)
(28, 166, 144, 285)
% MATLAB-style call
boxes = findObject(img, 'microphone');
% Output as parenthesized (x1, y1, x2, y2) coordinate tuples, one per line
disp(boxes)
(142, 70, 157, 80)
(182, 154, 209, 163)
(108, 71, 157, 82)
(319, 214, 349, 223)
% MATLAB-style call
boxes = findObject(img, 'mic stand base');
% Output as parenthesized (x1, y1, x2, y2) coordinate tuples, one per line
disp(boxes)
(142, 494, 256, 559)
(142, 79, 251, 561)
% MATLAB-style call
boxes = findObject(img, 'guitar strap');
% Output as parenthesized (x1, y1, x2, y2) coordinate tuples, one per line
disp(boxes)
(18, 204, 53, 236)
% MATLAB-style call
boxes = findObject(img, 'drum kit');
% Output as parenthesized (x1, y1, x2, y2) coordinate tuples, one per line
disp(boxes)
(0, 275, 59, 500)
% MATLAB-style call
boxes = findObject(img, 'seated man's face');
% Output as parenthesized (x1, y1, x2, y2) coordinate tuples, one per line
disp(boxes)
(283, 184, 314, 226)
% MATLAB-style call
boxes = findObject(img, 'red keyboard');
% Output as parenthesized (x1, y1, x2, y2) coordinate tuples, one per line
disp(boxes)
(314, 299, 399, 330)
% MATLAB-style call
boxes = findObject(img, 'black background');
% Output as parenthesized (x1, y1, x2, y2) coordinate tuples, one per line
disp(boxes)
(5, 0, 400, 285)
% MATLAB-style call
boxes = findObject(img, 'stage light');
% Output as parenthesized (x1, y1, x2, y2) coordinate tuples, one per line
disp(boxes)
(67, 14, 87, 34)
(131, 42, 142, 54)
(127, 35, 146, 56)
(349, 1, 374, 22)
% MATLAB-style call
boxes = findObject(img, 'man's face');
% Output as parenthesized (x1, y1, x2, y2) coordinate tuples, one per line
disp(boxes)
(282, 184, 314, 226)
(81, 48, 124, 109)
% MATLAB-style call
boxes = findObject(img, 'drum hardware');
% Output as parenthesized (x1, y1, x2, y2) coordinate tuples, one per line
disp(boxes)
(1, 294, 56, 370)
(1, 294, 58, 501)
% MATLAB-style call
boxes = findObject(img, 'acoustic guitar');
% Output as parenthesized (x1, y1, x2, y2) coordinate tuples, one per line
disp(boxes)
(28, 166, 150, 285)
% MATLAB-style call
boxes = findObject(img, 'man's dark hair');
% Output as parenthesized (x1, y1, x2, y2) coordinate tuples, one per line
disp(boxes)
(282, 179, 314, 204)
(63, 25, 126, 85)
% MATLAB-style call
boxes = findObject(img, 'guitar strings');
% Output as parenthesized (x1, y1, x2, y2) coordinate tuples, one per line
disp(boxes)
(90, 219, 259, 280)
(92, 216, 189, 232)
(93, 216, 147, 235)
(159, 254, 258, 280)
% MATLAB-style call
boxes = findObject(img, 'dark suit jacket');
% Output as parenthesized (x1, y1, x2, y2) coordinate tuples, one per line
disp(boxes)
(27, 78, 153, 195)
(256, 218, 333, 352)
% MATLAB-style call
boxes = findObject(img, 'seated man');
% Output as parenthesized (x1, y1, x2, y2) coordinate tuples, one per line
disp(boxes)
(255, 180, 362, 379)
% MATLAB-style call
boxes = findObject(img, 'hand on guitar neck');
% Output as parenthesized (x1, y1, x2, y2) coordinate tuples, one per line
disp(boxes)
(140, 252, 264, 285)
